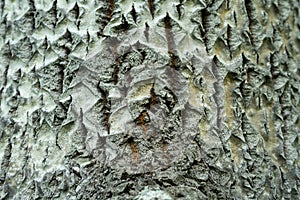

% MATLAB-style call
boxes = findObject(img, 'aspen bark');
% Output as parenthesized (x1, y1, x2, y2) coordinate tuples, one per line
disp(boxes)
(0, 0, 299, 199)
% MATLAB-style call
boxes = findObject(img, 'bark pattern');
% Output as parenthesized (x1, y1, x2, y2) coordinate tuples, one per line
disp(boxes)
(0, 0, 300, 199)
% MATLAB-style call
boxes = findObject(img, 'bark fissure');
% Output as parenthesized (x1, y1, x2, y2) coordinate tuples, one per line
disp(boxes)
(0, 0, 299, 199)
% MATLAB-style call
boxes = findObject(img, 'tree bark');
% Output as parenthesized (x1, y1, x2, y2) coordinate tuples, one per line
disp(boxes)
(0, 0, 299, 199)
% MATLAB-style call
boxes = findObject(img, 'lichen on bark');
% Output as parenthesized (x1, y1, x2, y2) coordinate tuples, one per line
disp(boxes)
(0, 0, 300, 199)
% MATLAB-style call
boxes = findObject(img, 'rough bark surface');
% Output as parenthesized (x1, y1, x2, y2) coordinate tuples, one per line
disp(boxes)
(0, 0, 300, 199)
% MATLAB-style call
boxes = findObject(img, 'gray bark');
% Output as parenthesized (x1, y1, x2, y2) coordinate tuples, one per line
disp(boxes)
(0, 0, 300, 199)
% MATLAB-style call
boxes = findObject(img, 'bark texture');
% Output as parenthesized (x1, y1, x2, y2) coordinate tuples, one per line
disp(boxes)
(0, 0, 300, 199)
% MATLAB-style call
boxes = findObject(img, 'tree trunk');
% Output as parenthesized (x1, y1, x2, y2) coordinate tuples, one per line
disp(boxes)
(0, 0, 299, 199)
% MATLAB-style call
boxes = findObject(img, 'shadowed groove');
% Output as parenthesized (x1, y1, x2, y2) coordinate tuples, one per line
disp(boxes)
(148, 0, 155, 19)
(96, 0, 115, 36)
(130, 4, 137, 23)
(97, 84, 111, 135)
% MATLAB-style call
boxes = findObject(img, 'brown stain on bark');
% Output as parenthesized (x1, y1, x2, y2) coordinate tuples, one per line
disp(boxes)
(107, 0, 115, 21)
(129, 138, 139, 162)
(136, 111, 148, 133)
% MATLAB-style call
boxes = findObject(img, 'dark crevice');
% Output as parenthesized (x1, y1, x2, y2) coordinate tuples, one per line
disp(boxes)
(164, 13, 179, 69)
(201, 9, 210, 53)
(162, 87, 178, 112)
(241, 112, 246, 134)
(244, 0, 258, 48)
(64, 29, 73, 43)
(0, 0, 5, 17)
(70, 2, 80, 29)
(169, 52, 181, 70)
(150, 82, 156, 106)
(176, 0, 183, 19)
(242, 53, 249, 67)
(13, 69, 21, 84)
(246, 67, 254, 84)
(233, 11, 237, 25)
(108, 0, 115, 22)
(86, 30, 91, 55)
(130, 4, 137, 23)
(0, 88, 3, 113)
(148, 0, 155, 19)
(144, 22, 150, 42)
(227, 25, 232, 58)
(0, 139, 12, 183)
(62, 29, 72, 56)
(50, 0, 58, 28)
(270, 52, 280, 80)
(55, 131, 62, 150)
(97, 85, 111, 135)
(28, 0, 36, 31)
(103, 110, 111, 135)
(41, 36, 49, 56)
(97, 0, 115, 37)
(115, 14, 130, 32)
(58, 64, 64, 94)
(244, 0, 254, 21)
(3, 64, 9, 87)
(72, 2, 80, 20)
(164, 13, 175, 53)
(72, 166, 82, 179)
(226, 0, 231, 9)
(284, 46, 292, 59)
(0, 15, 7, 40)
(239, 80, 247, 108)
(140, 48, 147, 62)
(3, 42, 12, 60)
(111, 64, 119, 85)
